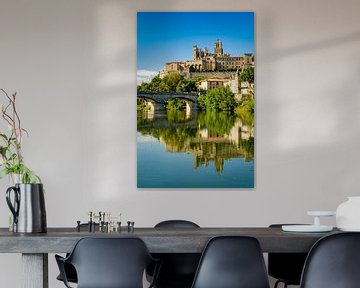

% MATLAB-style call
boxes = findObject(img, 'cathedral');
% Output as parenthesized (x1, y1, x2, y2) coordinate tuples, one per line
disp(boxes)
(162, 40, 253, 77)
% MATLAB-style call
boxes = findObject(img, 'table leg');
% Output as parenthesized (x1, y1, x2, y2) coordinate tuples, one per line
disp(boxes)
(22, 253, 48, 288)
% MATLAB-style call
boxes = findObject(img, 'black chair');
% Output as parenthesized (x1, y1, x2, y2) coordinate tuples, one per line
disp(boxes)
(55, 237, 160, 288)
(300, 232, 360, 288)
(56, 262, 77, 284)
(191, 236, 270, 288)
(147, 220, 201, 288)
(268, 224, 308, 288)
(56, 223, 99, 284)
(154, 220, 200, 229)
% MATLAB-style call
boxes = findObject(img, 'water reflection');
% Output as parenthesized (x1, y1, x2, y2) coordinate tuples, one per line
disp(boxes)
(137, 110, 254, 174)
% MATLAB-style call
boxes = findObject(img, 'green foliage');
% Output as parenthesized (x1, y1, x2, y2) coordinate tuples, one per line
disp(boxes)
(138, 72, 198, 112)
(166, 110, 189, 123)
(137, 73, 198, 94)
(237, 137, 254, 162)
(198, 86, 236, 111)
(163, 73, 184, 92)
(137, 110, 255, 171)
(138, 75, 169, 92)
(240, 67, 254, 83)
(197, 93, 206, 110)
(176, 79, 197, 93)
(138, 125, 197, 153)
(165, 98, 185, 110)
(197, 111, 235, 136)
(235, 95, 254, 126)
(137, 98, 151, 111)
(0, 163, 41, 184)
(0, 89, 41, 183)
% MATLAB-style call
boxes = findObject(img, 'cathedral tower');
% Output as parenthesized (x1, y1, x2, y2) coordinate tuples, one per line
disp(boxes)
(193, 45, 199, 60)
(214, 39, 223, 56)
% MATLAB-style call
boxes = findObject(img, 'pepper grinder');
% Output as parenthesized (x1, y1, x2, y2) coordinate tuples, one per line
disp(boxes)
(88, 211, 93, 232)
(77, 221, 81, 232)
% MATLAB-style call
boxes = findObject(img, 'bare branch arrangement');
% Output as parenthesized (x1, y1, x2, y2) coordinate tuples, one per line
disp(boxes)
(0, 88, 40, 183)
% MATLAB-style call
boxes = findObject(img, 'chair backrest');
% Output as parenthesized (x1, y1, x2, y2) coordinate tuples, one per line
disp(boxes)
(151, 220, 201, 286)
(155, 219, 200, 228)
(191, 236, 270, 288)
(300, 232, 360, 288)
(268, 224, 308, 285)
(66, 237, 154, 288)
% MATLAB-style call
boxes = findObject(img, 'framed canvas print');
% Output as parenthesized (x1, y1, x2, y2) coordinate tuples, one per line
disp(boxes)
(137, 12, 254, 188)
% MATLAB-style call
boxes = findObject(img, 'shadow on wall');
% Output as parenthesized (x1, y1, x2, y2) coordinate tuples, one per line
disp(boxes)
(258, 12, 360, 205)
(263, 31, 360, 62)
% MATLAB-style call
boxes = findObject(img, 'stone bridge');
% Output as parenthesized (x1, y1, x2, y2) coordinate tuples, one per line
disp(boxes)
(137, 91, 198, 112)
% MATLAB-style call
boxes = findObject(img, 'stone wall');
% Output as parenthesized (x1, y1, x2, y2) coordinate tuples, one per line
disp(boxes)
(187, 71, 238, 79)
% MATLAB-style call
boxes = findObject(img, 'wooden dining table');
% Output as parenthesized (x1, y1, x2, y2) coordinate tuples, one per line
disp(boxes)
(0, 226, 339, 288)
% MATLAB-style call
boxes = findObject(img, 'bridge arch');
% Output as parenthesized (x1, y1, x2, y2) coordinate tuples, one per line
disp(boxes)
(167, 97, 196, 115)
(137, 92, 198, 112)
(138, 97, 163, 111)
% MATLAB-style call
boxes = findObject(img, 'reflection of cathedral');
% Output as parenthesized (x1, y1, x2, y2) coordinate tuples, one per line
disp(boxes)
(137, 110, 254, 174)
(162, 40, 253, 77)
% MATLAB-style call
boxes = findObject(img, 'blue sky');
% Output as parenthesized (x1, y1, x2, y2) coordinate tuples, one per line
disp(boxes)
(137, 12, 254, 74)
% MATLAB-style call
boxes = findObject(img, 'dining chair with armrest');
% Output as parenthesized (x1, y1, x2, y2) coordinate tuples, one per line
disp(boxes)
(56, 223, 99, 284)
(55, 237, 161, 288)
(191, 236, 270, 288)
(146, 220, 201, 288)
(300, 232, 360, 288)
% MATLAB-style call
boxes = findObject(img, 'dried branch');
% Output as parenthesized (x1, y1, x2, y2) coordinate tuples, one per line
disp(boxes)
(0, 88, 39, 183)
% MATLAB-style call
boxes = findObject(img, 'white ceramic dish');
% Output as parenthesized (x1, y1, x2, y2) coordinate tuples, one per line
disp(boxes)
(282, 225, 333, 233)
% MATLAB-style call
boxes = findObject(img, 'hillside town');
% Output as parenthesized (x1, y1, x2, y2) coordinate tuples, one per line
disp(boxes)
(159, 39, 254, 98)
(137, 40, 254, 117)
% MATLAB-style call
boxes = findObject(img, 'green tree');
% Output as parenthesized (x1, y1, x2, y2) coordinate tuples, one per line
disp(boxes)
(165, 98, 185, 110)
(137, 82, 149, 92)
(147, 75, 162, 91)
(235, 95, 254, 126)
(176, 79, 197, 93)
(240, 67, 254, 83)
(199, 86, 236, 111)
(137, 73, 186, 93)
(198, 93, 207, 110)
(163, 73, 184, 92)
(157, 82, 170, 92)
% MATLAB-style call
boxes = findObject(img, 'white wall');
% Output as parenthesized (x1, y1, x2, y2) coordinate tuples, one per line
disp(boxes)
(0, 0, 360, 287)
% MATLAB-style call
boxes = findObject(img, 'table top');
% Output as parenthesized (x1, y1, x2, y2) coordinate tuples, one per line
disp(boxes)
(0, 227, 340, 254)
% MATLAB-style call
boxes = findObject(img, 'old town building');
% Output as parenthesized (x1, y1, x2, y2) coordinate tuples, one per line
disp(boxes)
(161, 40, 253, 77)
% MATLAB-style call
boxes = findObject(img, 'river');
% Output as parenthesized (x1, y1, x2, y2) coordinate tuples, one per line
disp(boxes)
(137, 110, 254, 188)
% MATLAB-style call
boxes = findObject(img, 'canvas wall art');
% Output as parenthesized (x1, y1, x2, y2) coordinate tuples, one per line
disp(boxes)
(137, 12, 254, 188)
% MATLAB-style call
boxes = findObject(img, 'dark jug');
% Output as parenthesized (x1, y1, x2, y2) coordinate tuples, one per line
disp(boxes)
(6, 183, 47, 233)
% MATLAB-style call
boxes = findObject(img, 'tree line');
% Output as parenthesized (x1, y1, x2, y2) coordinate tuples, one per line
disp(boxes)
(137, 73, 197, 93)
(137, 68, 254, 118)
